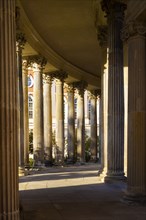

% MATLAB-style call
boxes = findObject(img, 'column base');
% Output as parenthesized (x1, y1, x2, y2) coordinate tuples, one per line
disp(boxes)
(19, 166, 26, 176)
(122, 192, 146, 205)
(104, 174, 127, 183)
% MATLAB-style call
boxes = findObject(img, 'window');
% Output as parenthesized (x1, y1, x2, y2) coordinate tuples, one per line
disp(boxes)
(28, 75, 34, 88)
(28, 94, 33, 119)
(74, 98, 77, 119)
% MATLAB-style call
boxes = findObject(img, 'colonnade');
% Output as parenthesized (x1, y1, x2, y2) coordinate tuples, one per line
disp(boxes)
(1, 0, 146, 219)
(22, 65, 100, 165)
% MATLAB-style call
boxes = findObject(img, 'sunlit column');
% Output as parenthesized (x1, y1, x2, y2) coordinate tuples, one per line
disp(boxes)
(74, 81, 88, 162)
(22, 59, 29, 165)
(53, 71, 68, 164)
(28, 55, 47, 165)
(43, 73, 53, 165)
(122, 21, 146, 202)
(16, 31, 26, 175)
(67, 83, 75, 162)
(89, 90, 98, 161)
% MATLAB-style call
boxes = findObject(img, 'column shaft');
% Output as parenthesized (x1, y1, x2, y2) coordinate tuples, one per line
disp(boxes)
(122, 22, 146, 200)
(33, 65, 44, 164)
(101, 1, 126, 181)
(16, 41, 25, 174)
(77, 93, 85, 162)
(22, 61, 29, 165)
(0, 0, 19, 218)
(67, 85, 75, 162)
(43, 75, 52, 164)
(90, 94, 97, 161)
(55, 79, 64, 163)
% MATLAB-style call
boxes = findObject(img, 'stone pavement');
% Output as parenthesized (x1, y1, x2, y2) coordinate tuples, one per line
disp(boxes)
(19, 164, 146, 220)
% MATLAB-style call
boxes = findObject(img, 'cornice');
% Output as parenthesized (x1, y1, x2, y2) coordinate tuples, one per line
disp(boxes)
(17, 0, 101, 88)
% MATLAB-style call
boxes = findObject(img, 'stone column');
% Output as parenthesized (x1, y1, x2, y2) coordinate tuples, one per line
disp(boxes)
(16, 31, 26, 175)
(53, 71, 68, 164)
(43, 74, 53, 165)
(101, 0, 126, 182)
(122, 21, 146, 202)
(67, 83, 75, 163)
(29, 55, 47, 165)
(97, 25, 108, 175)
(22, 59, 29, 165)
(89, 90, 98, 162)
(0, 1, 19, 219)
(74, 81, 88, 163)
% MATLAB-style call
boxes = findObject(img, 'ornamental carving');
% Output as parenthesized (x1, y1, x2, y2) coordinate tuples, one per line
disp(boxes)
(74, 81, 88, 97)
(16, 32, 26, 48)
(49, 70, 68, 82)
(67, 83, 74, 93)
(101, 0, 126, 20)
(121, 21, 146, 41)
(43, 74, 53, 84)
(97, 25, 108, 47)
(22, 60, 28, 73)
(88, 89, 101, 100)
(23, 55, 47, 69)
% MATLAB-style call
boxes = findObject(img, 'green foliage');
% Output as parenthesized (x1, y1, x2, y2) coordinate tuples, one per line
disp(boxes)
(29, 130, 33, 154)
(29, 158, 34, 167)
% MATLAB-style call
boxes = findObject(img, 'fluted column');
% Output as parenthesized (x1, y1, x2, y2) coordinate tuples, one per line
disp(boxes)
(53, 71, 68, 163)
(101, 0, 126, 182)
(22, 59, 29, 165)
(74, 81, 88, 162)
(67, 84, 75, 162)
(16, 31, 26, 175)
(43, 74, 53, 165)
(28, 55, 47, 165)
(122, 21, 146, 202)
(0, 1, 20, 219)
(89, 90, 98, 162)
(97, 25, 108, 174)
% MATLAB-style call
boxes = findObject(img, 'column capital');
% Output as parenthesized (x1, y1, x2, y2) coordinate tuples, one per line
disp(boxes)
(101, 0, 126, 20)
(43, 74, 53, 84)
(88, 89, 101, 100)
(97, 25, 108, 48)
(74, 81, 88, 97)
(66, 83, 74, 93)
(122, 21, 146, 41)
(24, 55, 47, 70)
(16, 32, 26, 49)
(22, 59, 29, 73)
(50, 70, 68, 82)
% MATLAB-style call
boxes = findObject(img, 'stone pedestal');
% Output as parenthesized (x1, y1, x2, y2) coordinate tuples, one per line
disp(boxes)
(75, 81, 87, 163)
(122, 21, 146, 202)
(43, 74, 53, 165)
(0, 1, 20, 218)
(101, 0, 126, 182)
(67, 84, 75, 163)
